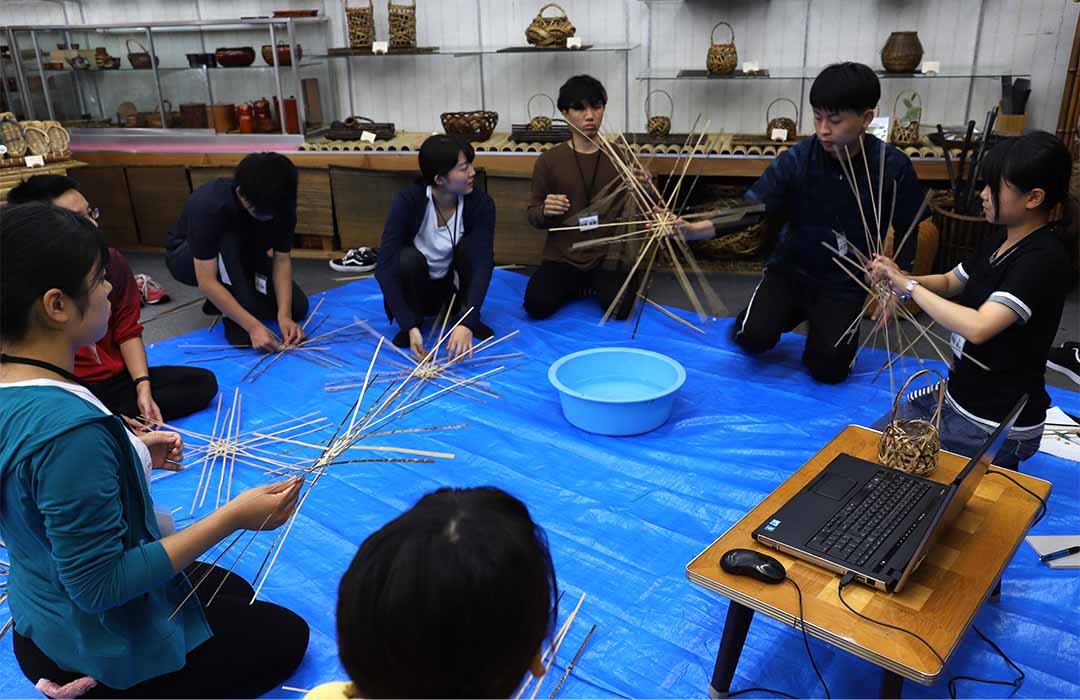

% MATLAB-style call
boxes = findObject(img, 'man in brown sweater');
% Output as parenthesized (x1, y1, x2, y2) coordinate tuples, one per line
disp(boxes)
(524, 75, 635, 320)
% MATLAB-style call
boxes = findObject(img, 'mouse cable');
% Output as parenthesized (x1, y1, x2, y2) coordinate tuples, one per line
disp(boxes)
(838, 575, 1026, 698)
(986, 469, 1047, 528)
(725, 578, 831, 700)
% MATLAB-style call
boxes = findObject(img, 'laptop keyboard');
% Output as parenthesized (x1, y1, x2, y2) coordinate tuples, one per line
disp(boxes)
(806, 470, 931, 567)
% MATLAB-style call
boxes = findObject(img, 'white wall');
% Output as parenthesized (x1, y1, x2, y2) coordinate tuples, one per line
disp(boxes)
(2, 0, 1076, 136)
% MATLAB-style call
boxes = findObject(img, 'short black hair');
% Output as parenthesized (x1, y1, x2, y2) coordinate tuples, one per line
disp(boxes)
(1, 203, 108, 341)
(418, 134, 475, 186)
(337, 486, 558, 699)
(6, 174, 80, 205)
(234, 152, 297, 214)
(809, 62, 881, 114)
(557, 74, 608, 112)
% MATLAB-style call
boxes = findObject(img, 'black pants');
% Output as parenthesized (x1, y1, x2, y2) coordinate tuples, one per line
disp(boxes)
(13, 564, 309, 699)
(87, 366, 218, 422)
(523, 260, 637, 320)
(166, 238, 309, 348)
(732, 266, 865, 384)
(388, 246, 493, 337)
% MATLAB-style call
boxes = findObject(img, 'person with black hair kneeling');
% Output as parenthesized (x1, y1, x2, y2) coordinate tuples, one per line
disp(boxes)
(165, 152, 310, 351)
(306, 486, 557, 699)
(701, 63, 927, 384)
(375, 134, 495, 360)
(7, 175, 217, 423)
(1, 203, 309, 698)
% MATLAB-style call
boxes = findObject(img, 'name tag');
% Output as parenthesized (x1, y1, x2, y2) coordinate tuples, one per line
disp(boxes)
(835, 231, 849, 257)
(255, 273, 268, 295)
(579, 214, 599, 232)
(950, 332, 966, 359)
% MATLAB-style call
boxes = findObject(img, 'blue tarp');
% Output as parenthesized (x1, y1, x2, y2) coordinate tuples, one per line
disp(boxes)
(2, 270, 1077, 698)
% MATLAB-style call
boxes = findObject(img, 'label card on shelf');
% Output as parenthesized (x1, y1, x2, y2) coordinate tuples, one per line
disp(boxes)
(921, 61, 940, 74)
(770, 127, 788, 142)
(25, 155, 45, 167)
(566, 37, 583, 49)
(360, 130, 377, 143)
(372, 41, 389, 55)
(743, 61, 760, 72)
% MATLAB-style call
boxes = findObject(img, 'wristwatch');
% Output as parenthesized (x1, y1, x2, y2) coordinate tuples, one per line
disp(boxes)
(896, 278, 919, 302)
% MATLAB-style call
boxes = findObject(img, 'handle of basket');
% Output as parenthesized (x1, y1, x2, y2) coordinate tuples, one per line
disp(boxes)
(766, 97, 798, 123)
(390, 0, 416, 8)
(890, 368, 945, 424)
(539, 3, 568, 18)
(527, 93, 556, 120)
(892, 89, 922, 116)
(710, 21, 735, 45)
(126, 38, 148, 54)
(645, 89, 674, 120)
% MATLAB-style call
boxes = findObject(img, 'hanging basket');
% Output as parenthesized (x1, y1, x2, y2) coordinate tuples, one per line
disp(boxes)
(890, 90, 922, 146)
(645, 89, 673, 138)
(765, 97, 798, 140)
(527, 93, 556, 131)
(346, 1, 376, 48)
(0, 115, 28, 157)
(441, 110, 499, 142)
(126, 38, 157, 69)
(388, 0, 417, 49)
(706, 21, 737, 75)
(526, 3, 576, 48)
(879, 369, 944, 477)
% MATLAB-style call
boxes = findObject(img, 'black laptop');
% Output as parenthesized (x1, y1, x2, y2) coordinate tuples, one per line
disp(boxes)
(752, 395, 1027, 593)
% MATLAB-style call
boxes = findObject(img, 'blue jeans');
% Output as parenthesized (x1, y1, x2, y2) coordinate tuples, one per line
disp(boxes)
(876, 391, 1042, 470)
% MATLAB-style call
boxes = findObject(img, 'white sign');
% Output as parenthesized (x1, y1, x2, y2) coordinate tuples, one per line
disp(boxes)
(25, 154, 45, 167)
(770, 127, 788, 142)
(360, 130, 377, 143)
(921, 61, 941, 75)
(566, 37, 583, 49)
(372, 41, 389, 55)
(742, 61, 760, 73)
(578, 214, 599, 231)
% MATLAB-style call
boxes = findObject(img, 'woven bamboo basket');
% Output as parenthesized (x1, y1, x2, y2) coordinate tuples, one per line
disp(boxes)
(346, 1, 376, 48)
(23, 125, 51, 156)
(44, 121, 70, 152)
(527, 93, 556, 131)
(388, 0, 417, 49)
(126, 38, 157, 69)
(890, 90, 922, 146)
(441, 111, 498, 142)
(879, 369, 944, 477)
(0, 116, 28, 157)
(645, 89, 673, 138)
(765, 98, 798, 139)
(526, 3, 576, 48)
(706, 22, 737, 75)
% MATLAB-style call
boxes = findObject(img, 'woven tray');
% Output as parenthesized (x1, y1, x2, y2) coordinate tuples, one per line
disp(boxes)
(510, 123, 571, 143)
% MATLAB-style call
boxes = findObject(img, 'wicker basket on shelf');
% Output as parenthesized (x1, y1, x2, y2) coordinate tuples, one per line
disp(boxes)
(645, 89, 673, 138)
(526, 3, 576, 48)
(890, 90, 922, 146)
(765, 98, 798, 139)
(126, 38, 157, 69)
(441, 110, 499, 142)
(388, 0, 417, 49)
(879, 369, 944, 477)
(22, 125, 51, 156)
(0, 115, 28, 157)
(706, 22, 737, 74)
(346, 1, 376, 48)
(527, 93, 556, 131)
(44, 121, 70, 152)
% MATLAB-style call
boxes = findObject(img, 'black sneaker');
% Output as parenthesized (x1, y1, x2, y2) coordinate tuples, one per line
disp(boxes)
(330, 247, 377, 273)
(1047, 342, 1080, 385)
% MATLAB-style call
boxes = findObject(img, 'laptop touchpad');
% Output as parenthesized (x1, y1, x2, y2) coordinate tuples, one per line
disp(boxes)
(811, 474, 858, 500)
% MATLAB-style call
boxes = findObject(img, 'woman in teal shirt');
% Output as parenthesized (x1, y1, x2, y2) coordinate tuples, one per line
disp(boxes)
(0, 203, 309, 697)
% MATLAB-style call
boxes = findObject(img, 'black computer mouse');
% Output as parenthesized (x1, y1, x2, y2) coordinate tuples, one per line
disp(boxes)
(720, 548, 787, 584)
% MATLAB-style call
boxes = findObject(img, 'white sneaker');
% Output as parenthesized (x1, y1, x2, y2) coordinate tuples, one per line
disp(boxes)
(329, 247, 377, 273)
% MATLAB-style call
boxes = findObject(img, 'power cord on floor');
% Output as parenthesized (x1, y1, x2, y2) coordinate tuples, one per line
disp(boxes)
(837, 574, 1027, 698)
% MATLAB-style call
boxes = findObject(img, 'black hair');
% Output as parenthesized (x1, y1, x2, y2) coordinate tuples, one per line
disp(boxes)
(980, 130, 1078, 271)
(0, 203, 109, 341)
(6, 174, 80, 205)
(809, 62, 881, 114)
(336, 486, 558, 699)
(233, 152, 298, 214)
(418, 134, 475, 186)
(557, 74, 608, 112)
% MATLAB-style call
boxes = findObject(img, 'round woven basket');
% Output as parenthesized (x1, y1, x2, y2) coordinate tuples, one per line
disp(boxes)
(879, 369, 944, 477)
(527, 93, 556, 131)
(526, 3, 576, 48)
(706, 22, 737, 75)
(441, 110, 499, 142)
(23, 125, 51, 156)
(1, 116, 28, 157)
(645, 89, 673, 137)
(890, 90, 922, 146)
(765, 97, 798, 139)
(44, 121, 70, 152)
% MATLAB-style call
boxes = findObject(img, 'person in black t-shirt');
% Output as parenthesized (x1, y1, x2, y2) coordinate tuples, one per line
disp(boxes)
(165, 152, 309, 352)
(870, 131, 1075, 469)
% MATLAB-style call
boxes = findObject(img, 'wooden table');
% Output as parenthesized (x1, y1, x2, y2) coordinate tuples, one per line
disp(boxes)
(687, 425, 1051, 698)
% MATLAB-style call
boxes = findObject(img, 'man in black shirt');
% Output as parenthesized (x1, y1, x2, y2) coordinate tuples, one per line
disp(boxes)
(165, 152, 309, 351)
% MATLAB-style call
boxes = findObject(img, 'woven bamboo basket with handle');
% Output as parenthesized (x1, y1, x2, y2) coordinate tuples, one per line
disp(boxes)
(766, 98, 798, 139)
(879, 369, 945, 477)
(0, 115, 28, 157)
(441, 110, 498, 142)
(527, 93, 556, 131)
(706, 21, 737, 75)
(526, 3, 576, 48)
(388, 0, 417, 49)
(890, 90, 922, 146)
(645, 89, 674, 137)
(23, 125, 51, 156)
(126, 38, 157, 69)
(346, 1, 376, 48)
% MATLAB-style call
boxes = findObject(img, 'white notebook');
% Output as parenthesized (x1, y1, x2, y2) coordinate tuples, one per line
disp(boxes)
(1025, 535, 1080, 569)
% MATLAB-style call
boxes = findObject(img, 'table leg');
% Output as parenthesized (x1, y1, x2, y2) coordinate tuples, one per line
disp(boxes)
(709, 601, 755, 699)
(880, 670, 904, 699)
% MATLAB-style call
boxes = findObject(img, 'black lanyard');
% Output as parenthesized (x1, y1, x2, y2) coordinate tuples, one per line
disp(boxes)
(1, 352, 135, 430)
(433, 195, 460, 248)
(572, 145, 601, 206)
